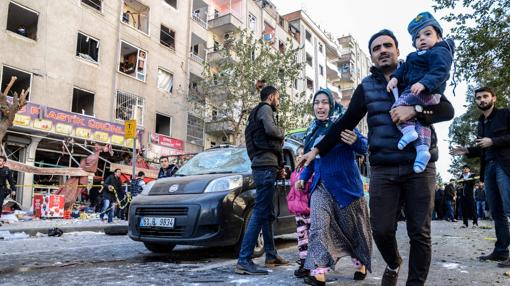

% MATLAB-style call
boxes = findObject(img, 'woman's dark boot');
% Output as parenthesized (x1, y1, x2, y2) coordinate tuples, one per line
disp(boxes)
(294, 259, 309, 278)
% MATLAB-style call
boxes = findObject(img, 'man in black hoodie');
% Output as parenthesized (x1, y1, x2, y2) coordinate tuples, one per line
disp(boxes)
(100, 169, 122, 223)
(236, 85, 288, 275)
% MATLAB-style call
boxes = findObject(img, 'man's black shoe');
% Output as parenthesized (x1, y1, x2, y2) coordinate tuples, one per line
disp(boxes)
(303, 275, 325, 286)
(235, 261, 268, 275)
(265, 255, 289, 267)
(479, 252, 508, 262)
(381, 266, 399, 286)
(497, 258, 510, 268)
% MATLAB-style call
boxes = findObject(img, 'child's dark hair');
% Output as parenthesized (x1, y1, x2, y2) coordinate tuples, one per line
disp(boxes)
(0, 155, 6, 161)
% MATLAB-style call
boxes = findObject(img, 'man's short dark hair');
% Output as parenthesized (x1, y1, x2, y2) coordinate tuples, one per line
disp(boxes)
(159, 156, 169, 161)
(260, 85, 278, 101)
(0, 155, 6, 162)
(463, 164, 470, 169)
(137, 171, 145, 177)
(474, 86, 496, 98)
(368, 29, 399, 55)
(114, 168, 121, 173)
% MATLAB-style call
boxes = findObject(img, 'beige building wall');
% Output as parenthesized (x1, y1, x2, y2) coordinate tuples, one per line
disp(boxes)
(0, 0, 194, 152)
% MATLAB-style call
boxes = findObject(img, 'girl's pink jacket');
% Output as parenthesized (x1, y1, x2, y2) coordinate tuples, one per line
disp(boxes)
(286, 168, 312, 216)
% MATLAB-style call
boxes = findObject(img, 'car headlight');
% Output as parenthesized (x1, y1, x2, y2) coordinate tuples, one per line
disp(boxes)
(204, 175, 243, 193)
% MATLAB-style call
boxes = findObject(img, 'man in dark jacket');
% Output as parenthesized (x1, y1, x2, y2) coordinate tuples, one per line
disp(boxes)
(474, 182, 486, 220)
(0, 155, 16, 220)
(299, 29, 455, 285)
(444, 179, 456, 222)
(451, 87, 510, 267)
(235, 85, 288, 275)
(457, 165, 478, 228)
(158, 156, 178, 178)
(100, 169, 122, 223)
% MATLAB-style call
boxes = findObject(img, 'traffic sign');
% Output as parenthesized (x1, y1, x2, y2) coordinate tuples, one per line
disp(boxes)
(124, 120, 137, 139)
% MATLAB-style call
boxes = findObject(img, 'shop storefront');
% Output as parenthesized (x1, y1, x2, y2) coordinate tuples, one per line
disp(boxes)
(6, 101, 143, 209)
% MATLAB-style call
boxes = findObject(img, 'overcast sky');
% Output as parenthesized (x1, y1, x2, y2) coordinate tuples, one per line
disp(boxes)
(272, 0, 469, 181)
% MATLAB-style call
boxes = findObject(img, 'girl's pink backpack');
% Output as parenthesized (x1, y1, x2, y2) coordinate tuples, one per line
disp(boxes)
(286, 168, 312, 216)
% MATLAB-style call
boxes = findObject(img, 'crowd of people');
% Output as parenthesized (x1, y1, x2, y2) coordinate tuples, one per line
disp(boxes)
(433, 167, 490, 225)
(237, 11, 510, 286)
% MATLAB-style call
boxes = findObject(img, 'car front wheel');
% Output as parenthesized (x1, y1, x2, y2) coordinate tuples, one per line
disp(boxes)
(143, 242, 176, 253)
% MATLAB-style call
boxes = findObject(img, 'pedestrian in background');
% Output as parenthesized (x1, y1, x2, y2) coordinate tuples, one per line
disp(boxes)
(158, 156, 178, 178)
(474, 182, 486, 220)
(458, 165, 478, 228)
(101, 169, 122, 223)
(451, 86, 510, 266)
(0, 155, 16, 223)
(443, 179, 456, 222)
(236, 85, 288, 275)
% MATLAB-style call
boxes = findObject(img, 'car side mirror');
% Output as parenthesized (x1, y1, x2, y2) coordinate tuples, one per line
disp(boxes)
(284, 165, 292, 180)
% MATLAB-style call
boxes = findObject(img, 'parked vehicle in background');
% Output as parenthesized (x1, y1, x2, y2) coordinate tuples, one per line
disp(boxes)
(128, 143, 296, 257)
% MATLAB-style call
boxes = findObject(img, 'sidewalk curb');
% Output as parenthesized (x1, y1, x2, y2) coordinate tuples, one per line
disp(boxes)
(1, 224, 128, 237)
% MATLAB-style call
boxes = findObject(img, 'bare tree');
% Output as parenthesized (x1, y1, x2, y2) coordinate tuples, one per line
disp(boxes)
(0, 76, 29, 147)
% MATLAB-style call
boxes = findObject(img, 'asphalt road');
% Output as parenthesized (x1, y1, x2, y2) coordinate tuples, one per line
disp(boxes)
(0, 221, 509, 285)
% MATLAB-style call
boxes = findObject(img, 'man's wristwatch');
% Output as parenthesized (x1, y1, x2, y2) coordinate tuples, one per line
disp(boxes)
(414, 105, 424, 113)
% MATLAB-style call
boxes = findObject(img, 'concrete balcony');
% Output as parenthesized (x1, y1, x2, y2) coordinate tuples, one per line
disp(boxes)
(208, 13, 243, 35)
(205, 119, 236, 136)
(326, 60, 340, 81)
(206, 49, 238, 63)
(190, 52, 205, 64)
(341, 70, 354, 82)
(192, 13, 208, 29)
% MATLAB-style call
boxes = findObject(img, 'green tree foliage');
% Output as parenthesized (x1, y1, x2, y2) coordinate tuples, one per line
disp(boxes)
(433, 0, 510, 176)
(193, 29, 307, 144)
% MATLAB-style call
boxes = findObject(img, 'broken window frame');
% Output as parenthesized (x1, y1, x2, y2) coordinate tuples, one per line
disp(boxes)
(305, 30, 312, 43)
(157, 68, 174, 94)
(1, 65, 32, 101)
(76, 32, 100, 64)
(6, 1, 39, 41)
(71, 87, 95, 117)
(81, 0, 102, 12)
(118, 40, 147, 82)
(163, 0, 177, 9)
(186, 114, 204, 146)
(121, 0, 150, 35)
(306, 53, 313, 67)
(115, 90, 145, 126)
(248, 13, 257, 32)
(160, 25, 176, 50)
(155, 113, 172, 137)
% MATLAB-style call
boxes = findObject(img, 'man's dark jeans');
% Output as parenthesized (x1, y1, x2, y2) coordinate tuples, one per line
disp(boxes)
(0, 190, 8, 218)
(369, 163, 436, 286)
(484, 160, 510, 256)
(238, 167, 278, 264)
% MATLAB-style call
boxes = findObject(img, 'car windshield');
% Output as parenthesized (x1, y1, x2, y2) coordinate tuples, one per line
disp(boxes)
(175, 148, 251, 176)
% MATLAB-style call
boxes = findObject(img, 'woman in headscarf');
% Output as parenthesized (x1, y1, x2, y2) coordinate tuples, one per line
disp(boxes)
(296, 88, 372, 286)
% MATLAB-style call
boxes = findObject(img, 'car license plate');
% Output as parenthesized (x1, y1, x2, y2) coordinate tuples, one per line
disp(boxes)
(139, 217, 175, 228)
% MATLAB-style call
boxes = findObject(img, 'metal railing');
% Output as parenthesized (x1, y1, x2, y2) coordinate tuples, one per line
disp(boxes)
(190, 52, 205, 64)
(192, 13, 208, 29)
